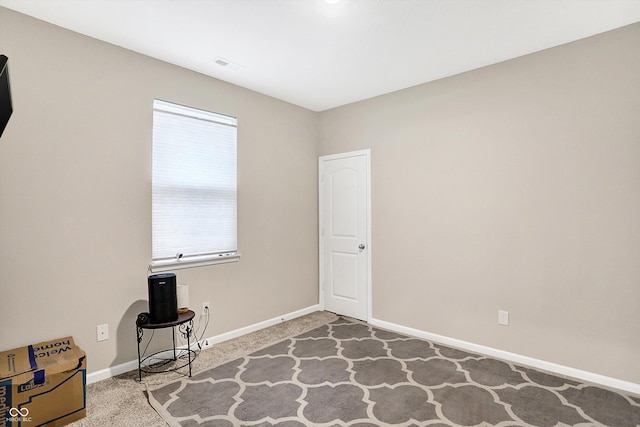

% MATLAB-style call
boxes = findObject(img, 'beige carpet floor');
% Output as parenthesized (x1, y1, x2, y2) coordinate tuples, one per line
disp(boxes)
(68, 311, 337, 427)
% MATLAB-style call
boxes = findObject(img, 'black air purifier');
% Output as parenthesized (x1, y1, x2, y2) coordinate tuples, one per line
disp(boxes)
(148, 273, 178, 323)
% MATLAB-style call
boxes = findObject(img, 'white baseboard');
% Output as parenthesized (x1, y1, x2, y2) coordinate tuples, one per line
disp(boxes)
(197, 304, 322, 351)
(87, 304, 321, 384)
(87, 360, 139, 384)
(369, 317, 640, 396)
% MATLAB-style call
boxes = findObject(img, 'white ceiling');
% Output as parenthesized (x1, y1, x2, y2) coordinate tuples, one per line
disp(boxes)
(1, 0, 639, 111)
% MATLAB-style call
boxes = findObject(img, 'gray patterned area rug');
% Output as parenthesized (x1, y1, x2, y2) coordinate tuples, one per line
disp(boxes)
(148, 317, 640, 426)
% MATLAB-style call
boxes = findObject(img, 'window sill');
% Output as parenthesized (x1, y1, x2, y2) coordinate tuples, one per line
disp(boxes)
(150, 253, 240, 273)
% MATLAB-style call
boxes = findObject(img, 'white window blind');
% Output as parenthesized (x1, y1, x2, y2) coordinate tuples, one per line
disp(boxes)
(151, 99, 238, 271)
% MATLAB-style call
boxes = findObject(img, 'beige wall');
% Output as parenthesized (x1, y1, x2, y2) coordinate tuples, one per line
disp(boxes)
(320, 23, 640, 384)
(0, 8, 318, 373)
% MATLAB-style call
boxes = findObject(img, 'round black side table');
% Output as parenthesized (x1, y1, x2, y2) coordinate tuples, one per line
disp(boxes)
(136, 310, 195, 381)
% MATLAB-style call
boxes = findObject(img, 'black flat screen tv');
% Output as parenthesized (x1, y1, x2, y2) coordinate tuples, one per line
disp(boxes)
(0, 55, 13, 138)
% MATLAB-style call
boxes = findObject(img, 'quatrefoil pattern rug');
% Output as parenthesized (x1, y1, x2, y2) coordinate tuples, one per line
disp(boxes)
(148, 317, 640, 426)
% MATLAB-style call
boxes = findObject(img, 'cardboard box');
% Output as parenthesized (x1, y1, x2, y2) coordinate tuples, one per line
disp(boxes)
(0, 337, 86, 427)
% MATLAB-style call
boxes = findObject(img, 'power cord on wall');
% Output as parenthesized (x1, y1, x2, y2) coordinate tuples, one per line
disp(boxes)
(194, 306, 210, 350)
(173, 305, 210, 361)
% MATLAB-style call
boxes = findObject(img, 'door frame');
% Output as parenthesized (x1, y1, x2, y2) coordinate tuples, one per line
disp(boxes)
(318, 149, 372, 322)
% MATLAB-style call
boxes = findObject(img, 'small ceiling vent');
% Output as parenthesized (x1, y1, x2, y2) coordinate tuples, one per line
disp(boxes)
(214, 57, 244, 71)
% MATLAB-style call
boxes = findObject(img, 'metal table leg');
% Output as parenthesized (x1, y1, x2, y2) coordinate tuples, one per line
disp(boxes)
(172, 327, 176, 361)
(187, 323, 192, 377)
(178, 320, 194, 377)
(136, 326, 143, 381)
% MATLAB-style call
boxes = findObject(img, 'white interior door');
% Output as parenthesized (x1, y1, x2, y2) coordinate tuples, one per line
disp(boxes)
(319, 149, 370, 321)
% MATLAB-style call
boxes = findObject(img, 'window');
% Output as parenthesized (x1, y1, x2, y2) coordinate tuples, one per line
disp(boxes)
(151, 99, 239, 271)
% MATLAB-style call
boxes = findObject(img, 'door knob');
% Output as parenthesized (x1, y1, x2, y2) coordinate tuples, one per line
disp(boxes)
(358, 244, 366, 250)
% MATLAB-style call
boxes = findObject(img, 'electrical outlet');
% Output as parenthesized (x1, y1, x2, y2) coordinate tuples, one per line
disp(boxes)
(498, 310, 509, 326)
(202, 301, 210, 316)
(97, 324, 109, 341)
